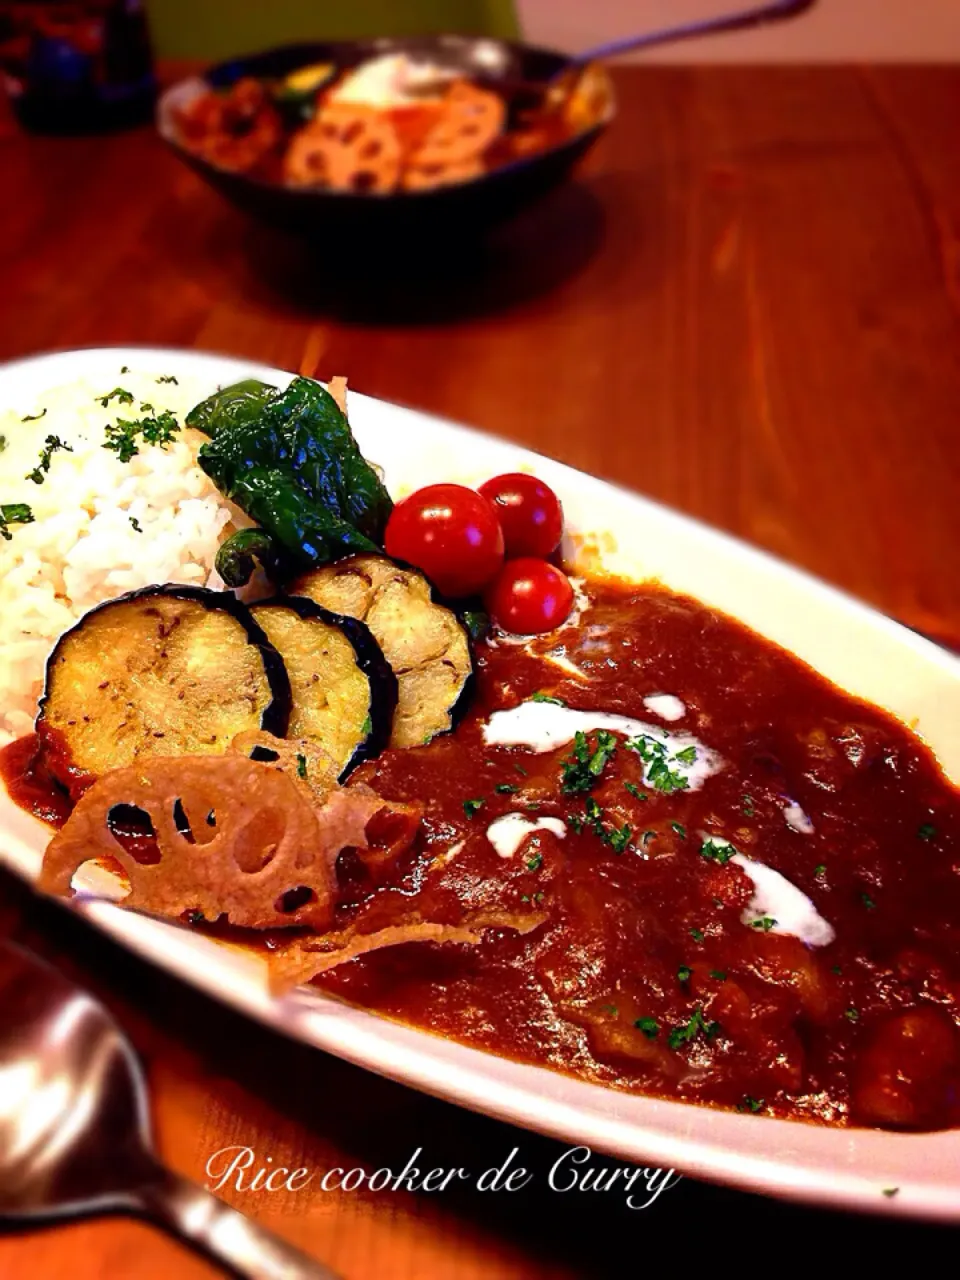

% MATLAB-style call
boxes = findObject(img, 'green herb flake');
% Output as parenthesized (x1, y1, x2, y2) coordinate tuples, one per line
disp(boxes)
(102, 420, 140, 463)
(120, 365, 130, 374)
(831, 964, 842, 975)
(742, 793, 755, 817)
(690, 927, 705, 942)
(634, 1016, 659, 1039)
(157, 374, 179, 384)
(626, 734, 690, 795)
(496, 783, 520, 795)
(526, 852, 543, 872)
(26, 434, 73, 484)
(624, 781, 648, 802)
(674, 745, 697, 766)
(606, 823, 632, 854)
(296, 753, 308, 779)
(882, 1187, 899, 1199)
(750, 916, 777, 932)
(918, 823, 937, 841)
(463, 797, 485, 819)
(737, 1096, 764, 1114)
(530, 691, 566, 706)
(129, 516, 143, 533)
(21, 408, 47, 423)
(677, 965, 692, 984)
(561, 730, 617, 796)
(602, 1003, 619, 1017)
(513, 764, 528, 777)
(845, 1007, 859, 1022)
(103, 409, 182, 462)
(360, 714, 372, 736)
(814, 864, 826, 877)
(861, 892, 876, 910)
(671, 821, 687, 839)
(460, 609, 489, 642)
(709, 969, 727, 981)
(0, 502, 35, 541)
(97, 387, 135, 408)
(667, 1008, 720, 1050)
(700, 836, 737, 865)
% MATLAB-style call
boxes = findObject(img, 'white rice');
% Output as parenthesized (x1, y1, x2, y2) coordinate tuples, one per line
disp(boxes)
(0, 367, 245, 745)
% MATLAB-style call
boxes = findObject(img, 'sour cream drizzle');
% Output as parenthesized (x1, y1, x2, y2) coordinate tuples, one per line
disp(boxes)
(482, 701, 722, 791)
(642, 694, 686, 723)
(486, 813, 567, 859)
(782, 800, 815, 834)
(732, 852, 835, 947)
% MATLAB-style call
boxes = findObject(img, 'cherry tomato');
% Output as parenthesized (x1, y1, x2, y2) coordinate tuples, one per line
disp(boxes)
(385, 483, 505, 598)
(478, 473, 564, 559)
(485, 558, 574, 635)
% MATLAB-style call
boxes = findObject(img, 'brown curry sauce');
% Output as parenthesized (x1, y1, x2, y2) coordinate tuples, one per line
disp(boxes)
(5, 580, 960, 1130)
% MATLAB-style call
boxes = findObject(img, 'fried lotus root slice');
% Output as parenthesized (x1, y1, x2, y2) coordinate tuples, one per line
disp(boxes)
(37, 756, 413, 932)
(292, 555, 472, 748)
(408, 81, 505, 171)
(284, 105, 402, 192)
(267, 909, 548, 993)
(228, 730, 341, 802)
(176, 78, 282, 173)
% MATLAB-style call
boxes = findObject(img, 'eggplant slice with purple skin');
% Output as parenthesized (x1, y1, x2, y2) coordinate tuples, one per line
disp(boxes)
(291, 555, 473, 749)
(37, 585, 290, 796)
(249, 596, 397, 779)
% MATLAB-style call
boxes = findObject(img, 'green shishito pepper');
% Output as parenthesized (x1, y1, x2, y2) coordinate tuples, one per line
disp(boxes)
(188, 377, 393, 586)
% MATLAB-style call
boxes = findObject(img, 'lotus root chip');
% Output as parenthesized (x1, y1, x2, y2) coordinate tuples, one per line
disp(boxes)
(267, 909, 548, 993)
(284, 104, 402, 192)
(229, 730, 340, 802)
(408, 81, 505, 170)
(38, 756, 412, 931)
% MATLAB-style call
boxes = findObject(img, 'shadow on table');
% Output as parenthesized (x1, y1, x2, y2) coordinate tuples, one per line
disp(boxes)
(235, 179, 609, 327)
(3, 870, 953, 1276)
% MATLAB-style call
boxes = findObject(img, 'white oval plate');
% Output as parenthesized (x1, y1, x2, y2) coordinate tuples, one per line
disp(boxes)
(2, 347, 959, 1221)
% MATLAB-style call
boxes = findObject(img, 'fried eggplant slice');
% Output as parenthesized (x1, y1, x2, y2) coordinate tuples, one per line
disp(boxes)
(37, 585, 290, 796)
(250, 597, 397, 779)
(292, 555, 473, 748)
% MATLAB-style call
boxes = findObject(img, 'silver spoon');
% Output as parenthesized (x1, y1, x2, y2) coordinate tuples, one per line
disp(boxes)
(484, 0, 817, 102)
(0, 940, 338, 1279)
(571, 0, 817, 65)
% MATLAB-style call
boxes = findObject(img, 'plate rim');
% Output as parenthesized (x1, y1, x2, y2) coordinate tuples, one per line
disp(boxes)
(2, 345, 959, 1223)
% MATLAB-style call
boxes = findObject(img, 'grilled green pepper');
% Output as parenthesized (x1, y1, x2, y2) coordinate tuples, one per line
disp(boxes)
(191, 376, 393, 584)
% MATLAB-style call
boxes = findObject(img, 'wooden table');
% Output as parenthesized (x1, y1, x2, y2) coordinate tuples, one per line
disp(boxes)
(1, 64, 959, 1277)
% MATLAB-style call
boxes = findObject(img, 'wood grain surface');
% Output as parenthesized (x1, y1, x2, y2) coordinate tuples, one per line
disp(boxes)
(1, 64, 959, 1277)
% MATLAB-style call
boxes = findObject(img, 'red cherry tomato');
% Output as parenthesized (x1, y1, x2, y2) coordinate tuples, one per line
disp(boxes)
(385, 483, 505, 598)
(478, 473, 564, 559)
(485, 558, 574, 635)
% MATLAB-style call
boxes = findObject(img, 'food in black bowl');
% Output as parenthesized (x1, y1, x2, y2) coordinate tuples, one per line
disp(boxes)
(156, 35, 615, 238)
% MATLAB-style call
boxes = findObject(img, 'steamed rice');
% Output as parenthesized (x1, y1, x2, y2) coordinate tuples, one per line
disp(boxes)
(0, 368, 245, 744)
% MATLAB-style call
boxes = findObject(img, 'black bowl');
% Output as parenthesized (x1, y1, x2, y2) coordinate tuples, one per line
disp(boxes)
(156, 34, 614, 241)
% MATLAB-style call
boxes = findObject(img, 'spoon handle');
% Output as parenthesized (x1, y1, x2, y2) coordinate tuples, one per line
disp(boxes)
(575, 0, 816, 63)
(135, 1166, 339, 1279)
